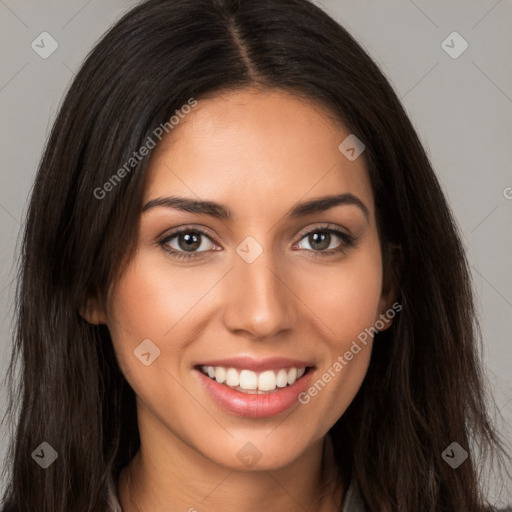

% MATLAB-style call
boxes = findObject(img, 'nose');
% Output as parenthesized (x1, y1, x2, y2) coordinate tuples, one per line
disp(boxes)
(221, 244, 297, 340)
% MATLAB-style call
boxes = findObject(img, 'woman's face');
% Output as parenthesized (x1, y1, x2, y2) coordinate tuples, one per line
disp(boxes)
(103, 88, 394, 471)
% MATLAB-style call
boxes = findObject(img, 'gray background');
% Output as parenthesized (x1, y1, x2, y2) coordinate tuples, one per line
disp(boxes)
(1, 0, 511, 503)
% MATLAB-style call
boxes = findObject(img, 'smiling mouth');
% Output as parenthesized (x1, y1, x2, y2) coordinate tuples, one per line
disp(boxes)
(197, 365, 312, 394)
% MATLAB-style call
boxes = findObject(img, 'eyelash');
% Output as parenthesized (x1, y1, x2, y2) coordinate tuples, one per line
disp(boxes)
(157, 224, 356, 262)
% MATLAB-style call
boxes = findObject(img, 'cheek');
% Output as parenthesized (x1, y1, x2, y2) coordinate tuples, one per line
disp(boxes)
(105, 252, 200, 382)
(108, 250, 212, 343)
(291, 238, 382, 422)
(299, 239, 383, 346)
(105, 256, 211, 430)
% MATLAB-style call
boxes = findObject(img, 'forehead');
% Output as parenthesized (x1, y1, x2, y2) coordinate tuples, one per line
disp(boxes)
(143, 88, 374, 219)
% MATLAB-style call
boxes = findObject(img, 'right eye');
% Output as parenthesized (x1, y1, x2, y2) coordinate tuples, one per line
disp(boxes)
(158, 227, 219, 261)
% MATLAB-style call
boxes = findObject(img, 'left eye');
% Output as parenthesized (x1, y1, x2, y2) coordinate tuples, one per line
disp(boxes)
(295, 228, 353, 252)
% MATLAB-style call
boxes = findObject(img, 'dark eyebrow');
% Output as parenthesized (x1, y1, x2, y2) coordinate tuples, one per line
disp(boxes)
(142, 193, 369, 220)
(286, 193, 369, 220)
(142, 196, 232, 219)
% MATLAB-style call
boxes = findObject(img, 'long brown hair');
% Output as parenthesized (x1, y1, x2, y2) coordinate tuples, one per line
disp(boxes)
(1, 0, 510, 510)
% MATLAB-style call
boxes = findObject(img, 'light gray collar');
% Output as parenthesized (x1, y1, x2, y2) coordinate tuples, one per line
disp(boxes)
(107, 472, 366, 511)
(341, 480, 366, 512)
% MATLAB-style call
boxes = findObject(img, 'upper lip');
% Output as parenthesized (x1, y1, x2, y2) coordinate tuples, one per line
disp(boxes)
(195, 356, 314, 372)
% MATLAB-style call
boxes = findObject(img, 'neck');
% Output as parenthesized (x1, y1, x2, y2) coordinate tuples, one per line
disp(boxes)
(118, 431, 344, 512)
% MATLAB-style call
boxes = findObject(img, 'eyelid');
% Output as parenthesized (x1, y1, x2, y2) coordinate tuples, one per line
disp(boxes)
(294, 222, 351, 240)
(157, 224, 218, 244)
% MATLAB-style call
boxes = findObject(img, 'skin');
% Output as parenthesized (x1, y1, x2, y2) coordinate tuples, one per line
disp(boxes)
(86, 87, 396, 512)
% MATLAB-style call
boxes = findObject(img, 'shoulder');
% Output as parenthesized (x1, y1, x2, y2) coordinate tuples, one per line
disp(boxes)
(106, 472, 123, 512)
(340, 482, 512, 512)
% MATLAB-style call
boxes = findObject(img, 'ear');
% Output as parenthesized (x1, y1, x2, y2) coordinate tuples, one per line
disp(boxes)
(376, 244, 402, 332)
(79, 295, 108, 325)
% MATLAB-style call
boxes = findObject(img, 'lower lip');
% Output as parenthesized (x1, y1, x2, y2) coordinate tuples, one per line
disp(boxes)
(195, 368, 314, 418)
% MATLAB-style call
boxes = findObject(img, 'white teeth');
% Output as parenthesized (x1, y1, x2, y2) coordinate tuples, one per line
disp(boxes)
(258, 370, 277, 391)
(225, 368, 240, 387)
(287, 367, 297, 385)
(239, 370, 258, 390)
(200, 365, 308, 392)
(276, 369, 288, 388)
(214, 366, 226, 384)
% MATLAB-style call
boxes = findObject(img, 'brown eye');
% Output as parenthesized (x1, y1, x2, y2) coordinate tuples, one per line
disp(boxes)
(307, 232, 331, 251)
(296, 228, 353, 253)
(175, 231, 202, 252)
(158, 228, 217, 260)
